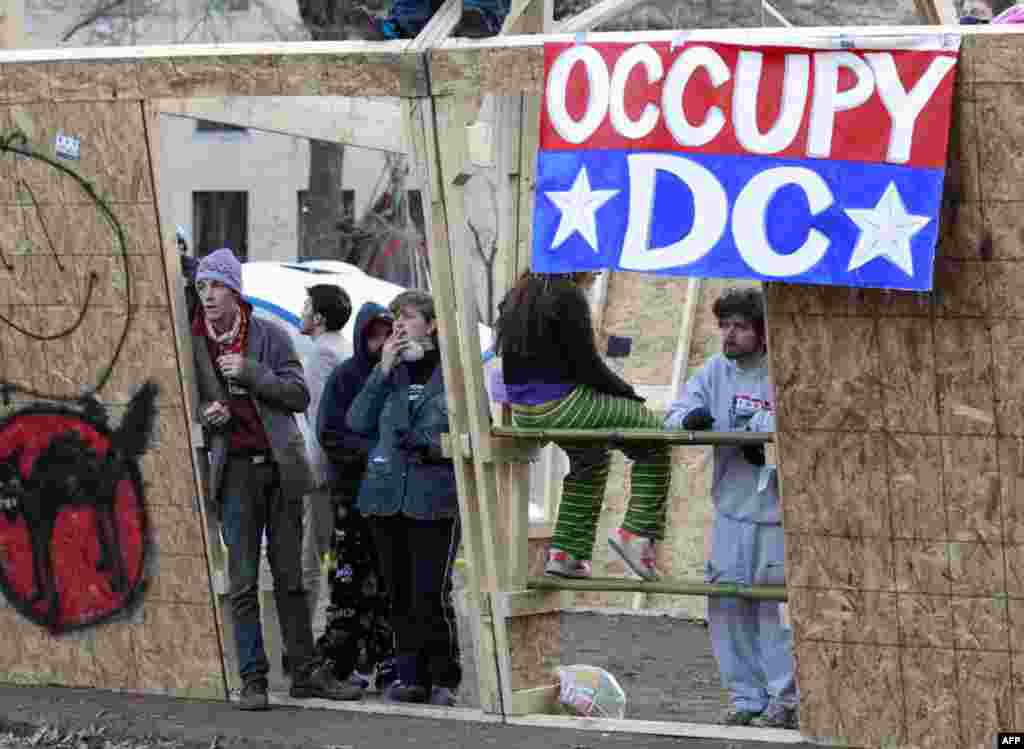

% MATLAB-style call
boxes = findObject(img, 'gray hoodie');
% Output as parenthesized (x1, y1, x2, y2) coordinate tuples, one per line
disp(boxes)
(664, 353, 779, 524)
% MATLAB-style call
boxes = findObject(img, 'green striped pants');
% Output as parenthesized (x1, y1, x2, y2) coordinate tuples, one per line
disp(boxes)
(512, 385, 672, 561)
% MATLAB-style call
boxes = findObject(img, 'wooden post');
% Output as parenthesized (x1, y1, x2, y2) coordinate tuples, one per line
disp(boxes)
(0, 0, 22, 49)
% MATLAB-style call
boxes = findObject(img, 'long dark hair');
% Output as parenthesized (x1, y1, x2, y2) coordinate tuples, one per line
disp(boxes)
(495, 271, 595, 357)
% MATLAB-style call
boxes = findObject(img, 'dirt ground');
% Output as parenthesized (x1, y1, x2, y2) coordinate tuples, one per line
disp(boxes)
(558, 611, 729, 724)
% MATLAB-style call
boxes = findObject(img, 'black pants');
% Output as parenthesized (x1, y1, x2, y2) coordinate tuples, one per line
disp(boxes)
(314, 503, 396, 685)
(368, 514, 461, 691)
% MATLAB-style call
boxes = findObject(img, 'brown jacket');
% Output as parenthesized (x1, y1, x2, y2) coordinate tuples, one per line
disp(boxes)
(193, 309, 314, 509)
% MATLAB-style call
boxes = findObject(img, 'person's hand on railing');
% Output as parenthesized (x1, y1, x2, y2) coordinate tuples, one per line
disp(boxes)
(681, 407, 714, 430)
(742, 444, 766, 466)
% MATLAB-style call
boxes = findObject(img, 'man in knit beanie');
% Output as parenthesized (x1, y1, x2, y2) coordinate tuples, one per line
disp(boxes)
(192, 247, 361, 710)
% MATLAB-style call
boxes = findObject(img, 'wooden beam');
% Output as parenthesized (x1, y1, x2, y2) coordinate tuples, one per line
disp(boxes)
(761, 0, 792, 27)
(0, 41, 421, 100)
(412, 0, 463, 48)
(492, 427, 773, 445)
(556, 0, 648, 33)
(508, 685, 560, 716)
(914, 0, 943, 24)
(528, 576, 788, 601)
(506, 714, 804, 742)
(143, 99, 230, 700)
(0, 0, 22, 49)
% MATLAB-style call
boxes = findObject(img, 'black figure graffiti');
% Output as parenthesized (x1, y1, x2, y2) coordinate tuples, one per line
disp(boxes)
(0, 128, 157, 633)
(0, 386, 157, 632)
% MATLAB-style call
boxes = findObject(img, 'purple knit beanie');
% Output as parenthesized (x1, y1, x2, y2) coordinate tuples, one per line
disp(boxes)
(195, 248, 243, 295)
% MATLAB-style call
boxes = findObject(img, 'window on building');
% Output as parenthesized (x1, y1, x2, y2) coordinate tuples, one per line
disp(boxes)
(193, 191, 248, 261)
(342, 189, 356, 223)
(407, 189, 425, 233)
(226, 0, 250, 11)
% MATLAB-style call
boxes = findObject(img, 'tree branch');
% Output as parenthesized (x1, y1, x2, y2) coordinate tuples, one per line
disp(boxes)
(61, 0, 131, 42)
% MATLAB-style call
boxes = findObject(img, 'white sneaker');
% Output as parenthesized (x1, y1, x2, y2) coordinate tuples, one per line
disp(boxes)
(608, 527, 660, 580)
(544, 548, 592, 578)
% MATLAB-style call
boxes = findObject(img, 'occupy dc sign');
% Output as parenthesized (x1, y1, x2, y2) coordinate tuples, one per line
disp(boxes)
(531, 35, 960, 290)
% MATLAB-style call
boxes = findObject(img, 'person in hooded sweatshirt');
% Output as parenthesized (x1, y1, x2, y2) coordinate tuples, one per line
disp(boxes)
(664, 286, 796, 730)
(314, 302, 398, 692)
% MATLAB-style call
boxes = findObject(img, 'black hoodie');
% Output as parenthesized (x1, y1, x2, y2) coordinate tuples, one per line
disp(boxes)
(317, 302, 392, 496)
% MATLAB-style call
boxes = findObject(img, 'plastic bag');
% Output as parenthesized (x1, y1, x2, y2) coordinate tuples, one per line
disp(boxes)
(558, 664, 627, 719)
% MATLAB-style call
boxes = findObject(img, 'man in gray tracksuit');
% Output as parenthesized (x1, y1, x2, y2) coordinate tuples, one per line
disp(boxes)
(664, 286, 796, 730)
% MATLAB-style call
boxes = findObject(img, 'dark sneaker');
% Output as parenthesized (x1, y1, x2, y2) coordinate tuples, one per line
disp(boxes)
(238, 680, 269, 711)
(721, 708, 761, 726)
(290, 663, 363, 701)
(751, 703, 798, 729)
(383, 681, 429, 703)
(429, 686, 457, 707)
(452, 7, 501, 37)
(349, 671, 371, 689)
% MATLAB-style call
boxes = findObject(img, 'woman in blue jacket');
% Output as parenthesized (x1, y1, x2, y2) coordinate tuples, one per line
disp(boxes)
(346, 290, 460, 707)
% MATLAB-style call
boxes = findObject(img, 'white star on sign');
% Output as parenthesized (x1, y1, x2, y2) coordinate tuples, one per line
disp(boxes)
(545, 166, 619, 253)
(844, 182, 931, 278)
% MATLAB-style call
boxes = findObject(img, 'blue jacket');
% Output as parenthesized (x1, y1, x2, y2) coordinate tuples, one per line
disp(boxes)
(318, 303, 392, 472)
(345, 350, 458, 521)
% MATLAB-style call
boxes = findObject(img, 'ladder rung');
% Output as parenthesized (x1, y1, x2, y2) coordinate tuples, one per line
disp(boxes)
(492, 427, 773, 446)
(527, 576, 787, 601)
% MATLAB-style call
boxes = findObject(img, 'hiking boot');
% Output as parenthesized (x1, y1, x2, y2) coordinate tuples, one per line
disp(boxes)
(751, 703, 798, 729)
(238, 680, 269, 711)
(383, 681, 429, 703)
(544, 548, 592, 579)
(608, 527, 660, 580)
(721, 707, 761, 726)
(290, 662, 363, 701)
(430, 686, 457, 707)
(453, 7, 501, 37)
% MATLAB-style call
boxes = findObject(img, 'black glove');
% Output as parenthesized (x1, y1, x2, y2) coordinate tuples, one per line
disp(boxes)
(742, 444, 766, 466)
(682, 407, 714, 430)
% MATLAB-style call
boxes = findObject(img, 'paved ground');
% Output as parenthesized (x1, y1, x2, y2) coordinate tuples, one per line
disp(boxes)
(0, 684, 804, 749)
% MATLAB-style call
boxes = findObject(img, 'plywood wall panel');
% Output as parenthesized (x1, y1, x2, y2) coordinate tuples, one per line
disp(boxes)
(893, 539, 952, 595)
(934, 259, 990, 318)
(934, 318, 996, 436)
(146, 554, 212, 607)
(975, 84, 1024, 202)
(794, 640, 905, 746)
(48, 61, 142, 102)
(878, 316, 939, 433)
(789, 587, 899, 646)
(987, 261, 1024, 318)
(775, 430, 889, 538)
(943, 436, 1002, 543)
(902, 646, 960, 749)
(958, 650, 1014, 748)
(507, 611, 560, 691)
(952, 595, 1009, 651)
(948, 540, 1006, 597)
(133, 602, 222, 698)
(770, 314, 882, 432)
(888, 434, 947, 541)
(898, 593, 953, 648)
